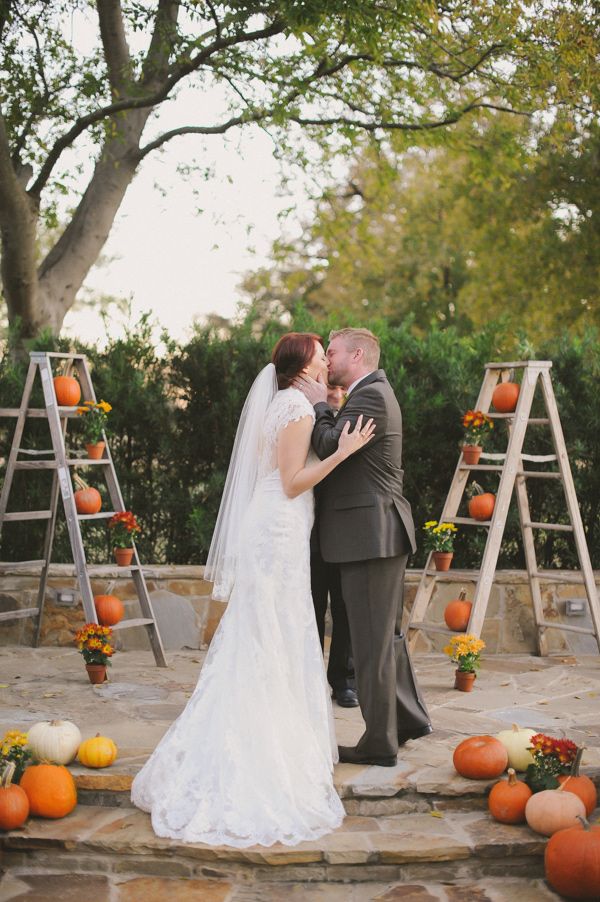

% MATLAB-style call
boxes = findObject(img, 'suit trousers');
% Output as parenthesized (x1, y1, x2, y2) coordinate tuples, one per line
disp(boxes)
(339, 554, 430, 758)
(311, 551, 355, 691)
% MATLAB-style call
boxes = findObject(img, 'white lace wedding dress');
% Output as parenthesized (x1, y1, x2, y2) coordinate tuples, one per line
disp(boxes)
(131, 388, 345, 847)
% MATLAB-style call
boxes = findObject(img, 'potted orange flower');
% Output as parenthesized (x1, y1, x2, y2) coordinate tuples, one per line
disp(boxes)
(74, 623, 114, 684)
(108, 511, 140, 567)
(462, 410, 493, 465)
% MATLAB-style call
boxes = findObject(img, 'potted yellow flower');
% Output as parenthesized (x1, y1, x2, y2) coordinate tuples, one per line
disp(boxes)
(76, 399, 112, 459)
(443, 634, 486, 691)
(462, 410, 494, 465)
(74, 623, 115, 684)
(423, 520, 458, 571)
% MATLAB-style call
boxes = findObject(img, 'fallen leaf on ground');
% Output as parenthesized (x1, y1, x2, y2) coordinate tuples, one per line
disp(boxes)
(430, 811, 444, 818)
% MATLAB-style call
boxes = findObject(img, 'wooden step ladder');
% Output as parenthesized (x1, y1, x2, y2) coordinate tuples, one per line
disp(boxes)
(408, 360, 600, 656)
(0, 351, 167, 666)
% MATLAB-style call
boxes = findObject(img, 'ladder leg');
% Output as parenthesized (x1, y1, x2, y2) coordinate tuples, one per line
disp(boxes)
(0, 361, 37, 521)
(131, 568, 167, 667)
(514, 468, 548, 655)
(540, 370, 600, 652)
(468, 367, 541, 637)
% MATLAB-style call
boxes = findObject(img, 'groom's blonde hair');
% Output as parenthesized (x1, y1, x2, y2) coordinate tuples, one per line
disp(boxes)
(329, 328, 380, 368)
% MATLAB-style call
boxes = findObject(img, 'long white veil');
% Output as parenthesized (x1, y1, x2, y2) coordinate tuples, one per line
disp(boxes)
(205, 362, 278, 600)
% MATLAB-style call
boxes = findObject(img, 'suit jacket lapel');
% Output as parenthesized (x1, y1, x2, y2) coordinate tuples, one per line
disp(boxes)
(347, 369, 386, 399)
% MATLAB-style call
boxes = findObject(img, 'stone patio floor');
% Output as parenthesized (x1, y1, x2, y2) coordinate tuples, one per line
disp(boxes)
(1, 647, 599, 900)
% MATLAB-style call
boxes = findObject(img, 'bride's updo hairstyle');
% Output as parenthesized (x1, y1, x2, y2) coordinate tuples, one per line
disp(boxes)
(271, 332, 322, 390)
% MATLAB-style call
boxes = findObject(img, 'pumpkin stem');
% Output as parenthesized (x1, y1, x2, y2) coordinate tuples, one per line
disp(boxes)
(557, 776, 572, 792)
(73, 474, 90, 491)
(458, 588, 467, 601)
(507, 768, 517, 785)
(576, 814, 591, 831)
(1, 761, 16, 788)
(571, 745, 584, 777)
(511, 723, 520, 733)
(466, 481, 485, 498)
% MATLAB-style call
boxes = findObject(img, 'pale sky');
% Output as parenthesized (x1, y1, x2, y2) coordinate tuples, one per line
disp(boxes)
(63, 115, 312, 346)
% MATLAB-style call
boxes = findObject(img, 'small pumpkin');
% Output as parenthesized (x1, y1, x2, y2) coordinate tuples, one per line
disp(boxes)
(558, 746, 598, 817)
(73, 474, 102, 515)
(20, 764, 77, 818)
(53, 374, 81, 407)
(77, 734, 118, 769)
(444, 588, 472, 632)
(94, 594, 124, 626)
(27, 719, 81, 765)
(453, 735, 508, 780)
(492, 380, 520, 413)
(525, 779, 586, 836)
(545, 816, 600, 900)
(495, 723, 536, 772)
(488, 767, 532, 824)
(0, 761, 30, 831)
(467, 482, 496, 521)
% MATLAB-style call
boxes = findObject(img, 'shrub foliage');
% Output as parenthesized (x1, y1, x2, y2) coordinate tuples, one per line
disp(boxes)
(1, 315, 598, 570)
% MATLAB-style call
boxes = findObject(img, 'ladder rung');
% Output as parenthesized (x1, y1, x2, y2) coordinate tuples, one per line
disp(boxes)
(524, 521, 573, 532)
(408, 621, 454, 635)
(488, 413, 514, 419)
(30, 351, 86, 359)
(111, 618, 155, 630)
(459, 464, 504, 472)
(14, 461, 58, 470)
(484, 360, 552, 369)
(0, 607, 40, 622)
(533, 571, 586, 584)
(538, 620, 596, 636)
(424, 569, 478, 581)
(77, 511, 118, 520)
(16, 448, 55, 456)
(3, 511, 52, 521)
(445, 516, 492, 526)
(518, 471, 561, 479)
(0, 408, 80, 419)
(528, 418, 550, 425)
(67, 459, 110, 466)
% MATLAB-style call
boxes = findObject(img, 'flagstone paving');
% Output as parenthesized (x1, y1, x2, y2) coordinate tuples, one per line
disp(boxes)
(0, 647, 599, 899)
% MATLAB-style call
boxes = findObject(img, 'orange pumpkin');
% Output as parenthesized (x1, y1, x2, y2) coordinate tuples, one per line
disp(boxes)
(53, 375, 81, 407)
(545, 816, 600, 900)
(558, 747, 598, 817)
(20, 764, 77, 819)
(73, 474, 101, 514)
(468, 490, 496, 521)
(0, 762, 30, 830)
(94, 595, 125, 626)
(488, 767, 532, 824)
(453, 736, 508, 780)
(525, 780, 586, 836)
(444, 589, 472, 632)
(94, 594, 124, 626)
(492, 381, 519, 413)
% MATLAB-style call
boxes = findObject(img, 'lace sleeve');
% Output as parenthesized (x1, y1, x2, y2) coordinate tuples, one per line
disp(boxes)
(261, 389, 315, 474)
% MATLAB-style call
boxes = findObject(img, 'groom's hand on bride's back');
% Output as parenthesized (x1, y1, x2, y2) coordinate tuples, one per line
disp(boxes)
(293, 372, 328, 406)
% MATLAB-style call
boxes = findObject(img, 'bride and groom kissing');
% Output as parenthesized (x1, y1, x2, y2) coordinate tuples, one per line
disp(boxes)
(131, 327, 432, 848)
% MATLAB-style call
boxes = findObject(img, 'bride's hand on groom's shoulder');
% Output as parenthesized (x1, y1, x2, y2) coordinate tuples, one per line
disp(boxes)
(338, 414, 376, 459)
(293, 373, 328, 405)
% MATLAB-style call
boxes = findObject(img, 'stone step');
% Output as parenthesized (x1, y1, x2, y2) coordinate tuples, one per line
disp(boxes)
(0, 802, 569, 885)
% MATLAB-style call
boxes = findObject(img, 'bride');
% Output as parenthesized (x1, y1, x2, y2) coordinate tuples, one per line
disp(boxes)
(131, 332, 374, 847)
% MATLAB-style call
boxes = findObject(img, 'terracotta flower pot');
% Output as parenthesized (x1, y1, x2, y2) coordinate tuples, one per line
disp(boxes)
(462, 444, 482, 465)
(454, 669, 476, 692)
(86, 441, 105, 460)
(85, 664, 107, 684)
(113, 547, 134, 567)
(432, 551, 453, 571)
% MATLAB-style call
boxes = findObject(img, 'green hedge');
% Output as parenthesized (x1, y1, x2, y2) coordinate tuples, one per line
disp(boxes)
(1, 314, 599, 570)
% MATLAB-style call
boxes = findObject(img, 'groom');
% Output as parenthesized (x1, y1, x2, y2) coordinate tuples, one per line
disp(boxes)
(296, 327, 431, 766)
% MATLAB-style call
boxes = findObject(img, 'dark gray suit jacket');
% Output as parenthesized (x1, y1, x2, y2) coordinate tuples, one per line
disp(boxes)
(311, 369, 416, 564)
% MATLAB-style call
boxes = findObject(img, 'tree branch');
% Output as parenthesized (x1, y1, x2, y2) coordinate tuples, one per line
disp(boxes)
(96, 0, 134, 95)
(141, 0, 180, 86)
(28, 15, 286, 198)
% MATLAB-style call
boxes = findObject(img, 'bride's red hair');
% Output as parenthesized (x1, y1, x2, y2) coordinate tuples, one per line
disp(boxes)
(271, 332, 322, 390)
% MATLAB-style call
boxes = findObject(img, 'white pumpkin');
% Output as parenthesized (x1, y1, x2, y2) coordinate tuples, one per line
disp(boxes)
(495, 723, 536, 772)
(27, 719, 82, 765)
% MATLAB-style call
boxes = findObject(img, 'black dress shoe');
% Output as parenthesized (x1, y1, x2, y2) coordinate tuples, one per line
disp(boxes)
(338, 745, 397, 767)
(397, 723, 433, 746)
(332, 687, 359, 708)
